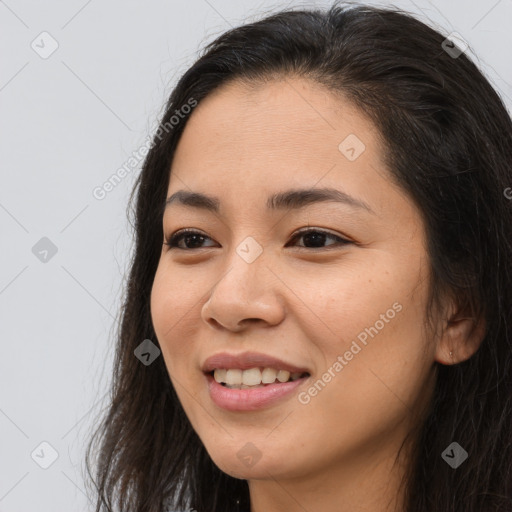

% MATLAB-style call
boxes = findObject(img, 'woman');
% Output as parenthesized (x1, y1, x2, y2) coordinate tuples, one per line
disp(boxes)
(86, 2, 512, 511)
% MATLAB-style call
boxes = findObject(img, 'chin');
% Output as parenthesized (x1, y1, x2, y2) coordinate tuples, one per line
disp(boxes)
(204, 442, 299, 481)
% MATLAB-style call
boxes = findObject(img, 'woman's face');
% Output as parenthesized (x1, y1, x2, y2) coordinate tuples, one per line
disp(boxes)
(151, 77, 439, 485)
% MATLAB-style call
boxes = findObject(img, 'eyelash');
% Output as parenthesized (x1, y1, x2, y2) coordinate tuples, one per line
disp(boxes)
(163, 227, 352, 251)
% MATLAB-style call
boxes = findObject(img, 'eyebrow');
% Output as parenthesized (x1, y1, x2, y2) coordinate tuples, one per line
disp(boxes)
(165, 187, 375, 215)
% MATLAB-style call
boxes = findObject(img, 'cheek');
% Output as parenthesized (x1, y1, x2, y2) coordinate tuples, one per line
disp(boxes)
(290, 262, 402, 351)
(150, 271, 204, 426)
(301, 260, 431, 405)
(150, 265, 200, 365)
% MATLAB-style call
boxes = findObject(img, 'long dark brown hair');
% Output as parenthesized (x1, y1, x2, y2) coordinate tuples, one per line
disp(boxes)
(85, 2, 512, 510)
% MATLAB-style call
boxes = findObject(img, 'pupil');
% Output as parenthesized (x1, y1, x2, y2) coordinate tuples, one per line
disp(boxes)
(186, 234, 204, 248)
(304, 232, 326, 248)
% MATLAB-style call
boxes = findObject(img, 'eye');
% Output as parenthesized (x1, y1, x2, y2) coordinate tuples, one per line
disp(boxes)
(164, 228, 352, 251)
(164, 229, 217, 250)
(287, 227, 352, 250)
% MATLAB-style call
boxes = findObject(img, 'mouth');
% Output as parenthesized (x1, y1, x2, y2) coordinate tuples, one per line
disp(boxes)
(204, 367, 311, 412)
(201, 351, 312, 411)
(208, 367, 310, 389)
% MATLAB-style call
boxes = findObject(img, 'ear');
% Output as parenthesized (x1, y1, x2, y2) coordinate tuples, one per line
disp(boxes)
(434, 298, 486, 365)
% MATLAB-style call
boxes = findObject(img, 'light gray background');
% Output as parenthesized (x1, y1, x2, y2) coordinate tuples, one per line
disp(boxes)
(1, 0, 511, 510)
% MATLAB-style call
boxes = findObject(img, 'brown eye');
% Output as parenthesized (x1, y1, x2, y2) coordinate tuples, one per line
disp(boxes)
(287, 228, 351, 250)
(164, 229, 216, 250)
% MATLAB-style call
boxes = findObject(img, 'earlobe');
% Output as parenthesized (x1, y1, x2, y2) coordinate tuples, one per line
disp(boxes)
(434, 312, 486, 365)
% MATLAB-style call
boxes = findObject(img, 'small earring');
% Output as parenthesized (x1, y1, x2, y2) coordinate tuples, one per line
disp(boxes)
(449, 351, 453, 357)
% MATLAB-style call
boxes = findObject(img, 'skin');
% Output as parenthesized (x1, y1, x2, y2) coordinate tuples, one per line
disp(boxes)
(150, 77, 485, 512)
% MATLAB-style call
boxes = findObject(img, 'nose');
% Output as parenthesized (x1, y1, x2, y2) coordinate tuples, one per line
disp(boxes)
(200, 247, 286, 332)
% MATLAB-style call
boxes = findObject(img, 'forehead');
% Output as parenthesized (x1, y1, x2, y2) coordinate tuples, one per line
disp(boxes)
(173, 76, 380, 160)
(167, 77, 400, 218)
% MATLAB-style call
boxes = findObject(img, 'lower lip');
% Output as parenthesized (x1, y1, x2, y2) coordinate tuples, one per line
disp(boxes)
(205, 373, 309, 411)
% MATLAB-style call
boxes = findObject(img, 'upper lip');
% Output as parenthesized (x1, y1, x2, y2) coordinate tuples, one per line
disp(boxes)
(202, 351, 311, 374)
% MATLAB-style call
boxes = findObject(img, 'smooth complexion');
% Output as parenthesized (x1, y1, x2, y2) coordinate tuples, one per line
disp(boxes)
(150, 77, 484, 512)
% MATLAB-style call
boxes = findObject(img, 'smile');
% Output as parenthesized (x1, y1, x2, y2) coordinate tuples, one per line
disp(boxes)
(202, 351, 312, 411)
(213, 367, 308, 388)
(205, 370, 310, 411)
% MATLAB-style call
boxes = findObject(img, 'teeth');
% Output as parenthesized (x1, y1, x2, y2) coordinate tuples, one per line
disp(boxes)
(214, 369, 227, 383)
(261, 367, 278, 383)
(277, 370, 290, 383)
(242, 368, 262, 386)
(226, 369, 243, 385)
(213, 367, 307, 386)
